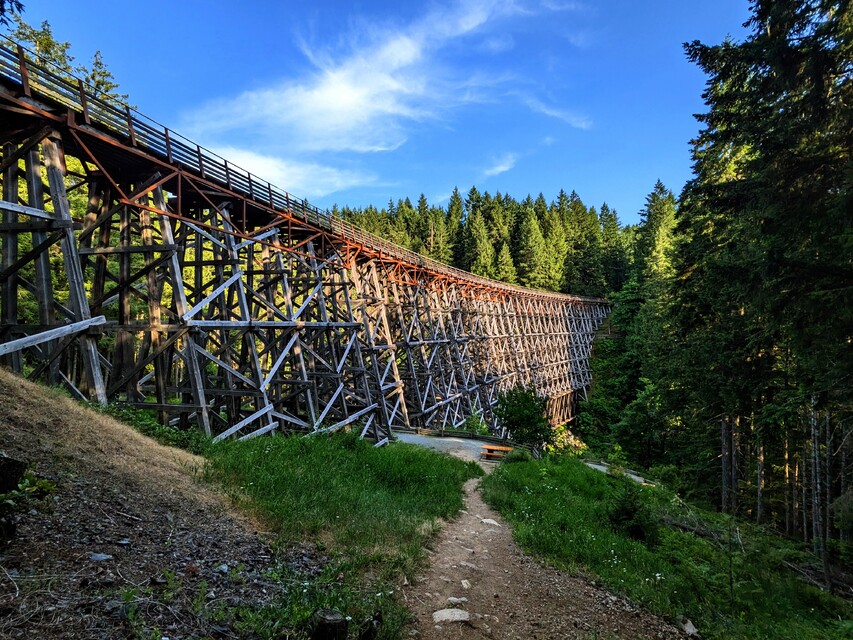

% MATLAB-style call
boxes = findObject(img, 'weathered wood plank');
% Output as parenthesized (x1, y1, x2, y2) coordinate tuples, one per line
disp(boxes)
(0, 315, 106, 356)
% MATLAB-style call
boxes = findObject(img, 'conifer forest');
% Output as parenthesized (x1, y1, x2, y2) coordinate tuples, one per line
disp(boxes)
(337, 2, 853, 584)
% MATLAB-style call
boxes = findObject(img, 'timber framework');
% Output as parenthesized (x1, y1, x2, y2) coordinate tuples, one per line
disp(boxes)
(0, 41, 609, 444)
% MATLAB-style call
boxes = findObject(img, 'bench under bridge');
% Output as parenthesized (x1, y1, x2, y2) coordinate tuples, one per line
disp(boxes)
(0, 40, 609, 444)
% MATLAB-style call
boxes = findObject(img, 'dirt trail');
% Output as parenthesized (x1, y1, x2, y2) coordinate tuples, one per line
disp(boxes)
(404, 471, 684, 640)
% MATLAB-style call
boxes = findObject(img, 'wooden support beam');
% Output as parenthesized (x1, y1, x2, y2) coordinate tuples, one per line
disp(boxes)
(0, 316, 106, 356)
(1, 141, 21, 371)
(41, 135, 108, 403)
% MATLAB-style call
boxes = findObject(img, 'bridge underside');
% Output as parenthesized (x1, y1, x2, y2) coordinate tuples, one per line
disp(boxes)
(0, 43, 608, 443)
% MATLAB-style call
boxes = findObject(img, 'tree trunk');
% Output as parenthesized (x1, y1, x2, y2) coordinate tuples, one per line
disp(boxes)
(811, 398, 831, 592)
(802, 449, 809, 544)
(842, 423, 850, 542)
(784, 433, 791, 535)
(731, 416, 740, 514)
(825, 412, 832, 545)
(722, 417, 731, 513)
(756, 439, 764, 524)
(811, 405, 820, 553)
(311, 609, 348, 640)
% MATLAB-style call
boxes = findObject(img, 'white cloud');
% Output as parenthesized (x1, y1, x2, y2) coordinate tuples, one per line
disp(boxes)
(430, 191, 452, 205)
(540, 1, 585, 11)
(483, 152, 518, 177)
(186, 1, 525, 154)
(522, 96, 591, 129)
(480, 33, 515, 53)
(565, 30, 594, 48)
(184, 0, 588, 156)
(213, 147, 374, 199)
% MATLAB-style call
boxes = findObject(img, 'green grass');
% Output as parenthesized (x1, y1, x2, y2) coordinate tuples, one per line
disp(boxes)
(205, 432, 482, 574)
(480, 455, 851, 640)
(94, 403, 212, 455)
(200, 430, 483, 638)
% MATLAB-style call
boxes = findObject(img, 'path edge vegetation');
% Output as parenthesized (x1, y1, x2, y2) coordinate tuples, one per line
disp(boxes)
(480, 453, 853, 640)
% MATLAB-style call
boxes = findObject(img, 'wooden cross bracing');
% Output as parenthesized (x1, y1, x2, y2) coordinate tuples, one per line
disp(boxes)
(0, 41, 609, 442)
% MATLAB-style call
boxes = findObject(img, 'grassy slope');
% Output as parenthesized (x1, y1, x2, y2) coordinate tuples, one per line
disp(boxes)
(202, 431, 483, 637)
(480, 455, 851, 640)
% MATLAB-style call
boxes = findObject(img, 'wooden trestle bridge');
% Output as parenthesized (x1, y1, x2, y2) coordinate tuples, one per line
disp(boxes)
(0, 40, 609, 444)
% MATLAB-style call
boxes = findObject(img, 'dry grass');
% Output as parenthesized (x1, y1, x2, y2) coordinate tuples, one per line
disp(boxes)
(0, 367, 282, 638)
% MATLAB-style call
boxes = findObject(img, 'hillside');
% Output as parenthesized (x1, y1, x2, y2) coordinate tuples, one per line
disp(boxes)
(0, 369, 693, 639)
(0, 368, 308, 638)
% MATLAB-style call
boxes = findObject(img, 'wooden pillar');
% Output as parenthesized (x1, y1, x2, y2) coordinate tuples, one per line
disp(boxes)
(41, 134, 107, 403)
(24, 148, 59, 384)
(1, 142, 21, 371)
(154, 187, 211, 435)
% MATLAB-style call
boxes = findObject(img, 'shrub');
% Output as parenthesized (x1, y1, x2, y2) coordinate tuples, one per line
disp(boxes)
(460, 411, 489, 436)
(606, 443, 629, 476)
(494, 385, 552, 450)
(607, 481, 660, 546)
(545, 423, 588, 455)
(502, 448, 533, 463)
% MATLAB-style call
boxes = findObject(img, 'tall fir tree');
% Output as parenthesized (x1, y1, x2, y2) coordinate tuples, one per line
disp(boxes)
(493, 241, 518, 284)
(465, 209, 495, 278)
(482, 191, 511, 247)
(599, 203, 629, 293)
(447, 187, 464, 265)
(542, 204, 568, 291)
(0, 1, 23, 26)
(563, 198, 605, 296)
(533, 193, 549, 224)
(426, 205, 452, 264)
(633, 181, 677, 288)
(10, 17, 74, 72)
(82, 50, 129, 106)
(516, 208, 549, 289)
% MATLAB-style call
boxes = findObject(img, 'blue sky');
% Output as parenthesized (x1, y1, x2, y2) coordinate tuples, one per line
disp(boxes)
(12, 1, 750, 225)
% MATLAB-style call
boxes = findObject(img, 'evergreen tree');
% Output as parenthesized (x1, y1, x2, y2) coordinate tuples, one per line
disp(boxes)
(516, 208, 549, 289)
(414, 193, 430, 252)
(562, 191, 598, 295)
(426, 205, 452, 263)
(464, 186, 481, 222)
(541, 204, 567, 291)
(9, 17, 129, 107)
(446, 187, 464, 265)
(599, 203, 629, 293)
(493, 241, 518, 284)
(633, 181, 676, 287)
(0, 1, 23, 27)
(562, 198, 605, 296)
(554, 189, 572, 228)
(533, 193, 549, 224)
(11, 17, 74, 72)
(482, 191, 511, 247)
(82, 50, 129, 106)
(465, 209, 495, 278)
(395, 197, 420, 251)
(578, 182, 679, 468)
